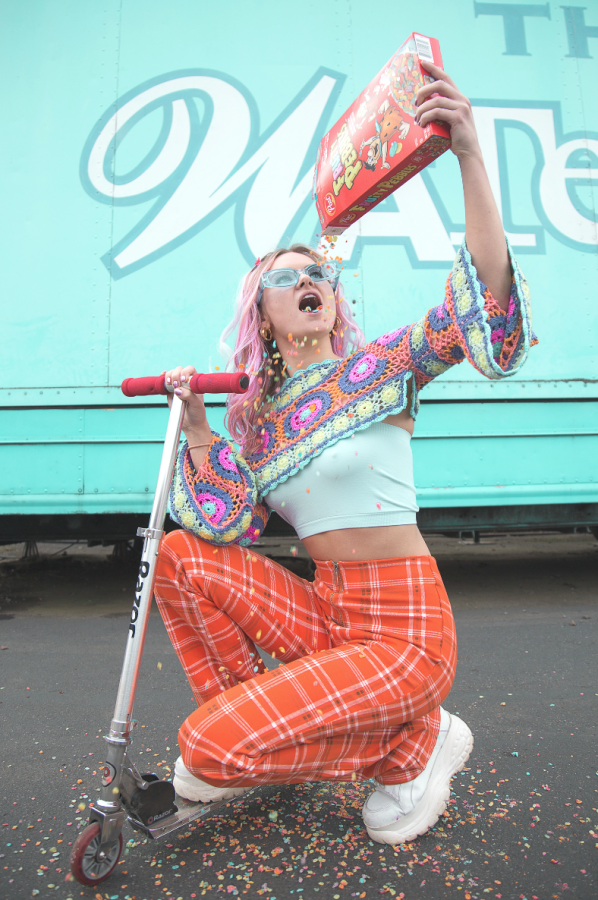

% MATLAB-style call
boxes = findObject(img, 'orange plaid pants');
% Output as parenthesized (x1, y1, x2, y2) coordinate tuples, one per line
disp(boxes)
(154, 530, 457, 787)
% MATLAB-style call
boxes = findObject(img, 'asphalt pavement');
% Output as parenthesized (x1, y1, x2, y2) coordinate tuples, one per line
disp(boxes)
(1, 532, 597, 900)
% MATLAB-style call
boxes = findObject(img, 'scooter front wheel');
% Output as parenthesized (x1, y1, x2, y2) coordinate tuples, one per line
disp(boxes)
(70, 822, 123, 886)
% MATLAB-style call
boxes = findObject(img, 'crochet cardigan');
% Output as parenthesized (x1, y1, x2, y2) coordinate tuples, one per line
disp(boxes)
(169, 240, 536, 546)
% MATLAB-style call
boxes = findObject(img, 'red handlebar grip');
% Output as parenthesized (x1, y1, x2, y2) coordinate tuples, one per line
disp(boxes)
(121, 375, 167, 397)
(121, 372, 250, 398)
(189, 372, 250, 394)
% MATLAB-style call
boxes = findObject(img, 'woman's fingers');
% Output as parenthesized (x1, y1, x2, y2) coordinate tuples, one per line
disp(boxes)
(179, 365, 196, 384)
(416, 78, 464, 109)
(417, 106, 462, 131)
(165, 364, 197, 387)
(415, 95, 461, 125)
(163, 367, 208, 435)
(416, 62, 468, 120)
(416, 97, 472, 135)
(419, 59, 458, 90)
(413, 79, 480, 158)
(165, 367, 180, 386)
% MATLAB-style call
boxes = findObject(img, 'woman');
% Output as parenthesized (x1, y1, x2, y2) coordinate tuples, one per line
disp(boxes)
(154, 62, 535, 846)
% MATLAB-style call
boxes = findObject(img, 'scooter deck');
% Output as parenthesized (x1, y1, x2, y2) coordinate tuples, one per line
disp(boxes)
(128, 790, 254, 840)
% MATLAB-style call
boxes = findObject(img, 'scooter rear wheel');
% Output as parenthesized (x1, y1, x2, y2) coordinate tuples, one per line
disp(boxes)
(70, 821, 123, 886)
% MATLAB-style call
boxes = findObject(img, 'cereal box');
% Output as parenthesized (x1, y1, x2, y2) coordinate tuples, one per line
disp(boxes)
(313, 33, 451, 235)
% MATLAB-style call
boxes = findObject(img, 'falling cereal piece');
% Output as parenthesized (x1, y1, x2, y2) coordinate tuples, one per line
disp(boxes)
(256, 630, 262, 640)
(376, 503, 381, 510)
(279, 647, 284, 654)
(290, 546, 298, 557)
(157, 662, 162, 670)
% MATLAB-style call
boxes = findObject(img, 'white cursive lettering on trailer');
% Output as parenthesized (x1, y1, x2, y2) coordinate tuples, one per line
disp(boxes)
(82, 69, 598, 274)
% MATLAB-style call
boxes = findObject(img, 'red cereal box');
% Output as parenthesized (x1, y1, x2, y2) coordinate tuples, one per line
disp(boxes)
(313, 33, 451, 235)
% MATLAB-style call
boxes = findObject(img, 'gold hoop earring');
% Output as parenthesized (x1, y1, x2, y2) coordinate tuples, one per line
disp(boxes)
(260, 325, 273, 342)
(331, 316, 341, 336)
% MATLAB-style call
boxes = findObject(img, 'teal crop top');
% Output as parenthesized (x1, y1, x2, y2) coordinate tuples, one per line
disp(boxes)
(264, 422, 418, 539)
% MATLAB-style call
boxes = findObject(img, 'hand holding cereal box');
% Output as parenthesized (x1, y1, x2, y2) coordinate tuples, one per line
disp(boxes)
(313, 33, 450, 235)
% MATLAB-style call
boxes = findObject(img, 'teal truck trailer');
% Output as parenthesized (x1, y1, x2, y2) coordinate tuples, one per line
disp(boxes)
(2, 1, 597, 542)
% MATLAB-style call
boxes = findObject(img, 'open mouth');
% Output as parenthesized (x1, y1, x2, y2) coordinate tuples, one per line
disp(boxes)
(299, 293, 323, 314)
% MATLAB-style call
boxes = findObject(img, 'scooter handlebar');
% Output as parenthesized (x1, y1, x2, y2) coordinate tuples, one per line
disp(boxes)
(121, 372, 250, 397)
(188, 373, 250, 394)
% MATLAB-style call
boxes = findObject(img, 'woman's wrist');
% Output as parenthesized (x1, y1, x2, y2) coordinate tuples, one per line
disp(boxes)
(184, 426, 213, 447)
(455, 143, 484, 166)
(186, 435, 213, 472)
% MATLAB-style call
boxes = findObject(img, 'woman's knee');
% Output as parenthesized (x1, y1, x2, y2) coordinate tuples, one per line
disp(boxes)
(178, 703, 254, 784)
(160, 528, 211, 557)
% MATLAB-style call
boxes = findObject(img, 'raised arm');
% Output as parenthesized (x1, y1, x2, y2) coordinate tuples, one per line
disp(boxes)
(416, 60, 511, 310)
(372, 236, 535, 398)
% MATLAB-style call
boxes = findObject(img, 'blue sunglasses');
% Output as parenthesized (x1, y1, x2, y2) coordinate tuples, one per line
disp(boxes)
(256, 260, 341, 305)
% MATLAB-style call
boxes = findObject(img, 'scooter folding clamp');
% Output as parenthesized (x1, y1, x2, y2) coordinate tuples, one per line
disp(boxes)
(136, 526, 164, 540)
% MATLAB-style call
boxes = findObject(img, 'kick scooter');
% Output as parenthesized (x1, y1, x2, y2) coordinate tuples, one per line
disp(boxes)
(69, 370, 249, 886)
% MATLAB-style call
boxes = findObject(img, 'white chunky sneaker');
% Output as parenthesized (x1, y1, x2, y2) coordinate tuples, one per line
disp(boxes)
(362, 709, 473, 845)
(173, 756, 252, 803)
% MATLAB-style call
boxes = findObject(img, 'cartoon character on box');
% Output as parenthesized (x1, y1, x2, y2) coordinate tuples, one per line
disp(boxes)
(359, 99, 410, 171)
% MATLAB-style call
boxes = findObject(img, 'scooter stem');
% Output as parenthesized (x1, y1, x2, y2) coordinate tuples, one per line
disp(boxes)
(113, 392, 186, 729)
(94, 394, 186, 829)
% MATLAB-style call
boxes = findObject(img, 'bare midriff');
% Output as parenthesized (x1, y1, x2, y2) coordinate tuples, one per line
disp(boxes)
(303, 523, 430, 564)
(301, 407, 431, 563)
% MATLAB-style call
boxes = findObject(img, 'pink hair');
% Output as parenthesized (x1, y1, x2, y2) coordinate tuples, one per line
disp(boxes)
(220, 243, 365, 457)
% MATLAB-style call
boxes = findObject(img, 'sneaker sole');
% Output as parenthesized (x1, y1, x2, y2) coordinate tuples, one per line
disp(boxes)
(173, 774, 250, 804)
(365, 715, 474, 845)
